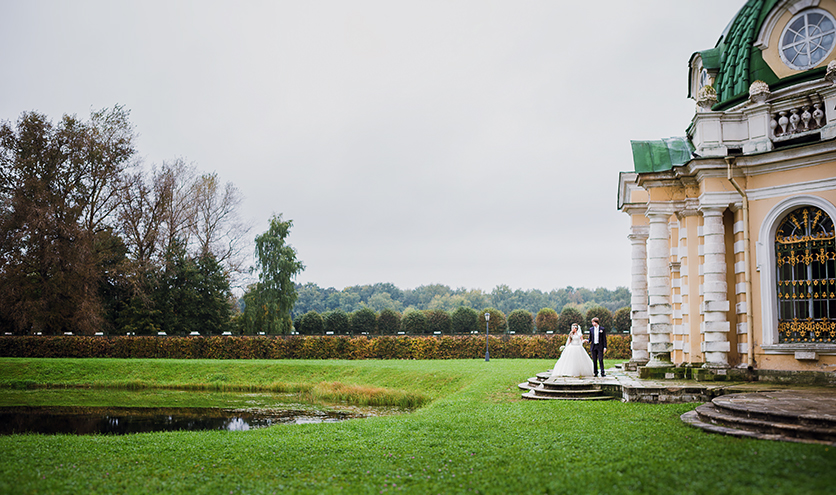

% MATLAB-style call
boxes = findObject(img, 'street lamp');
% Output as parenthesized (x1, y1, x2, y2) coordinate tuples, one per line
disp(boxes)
(484, 312, 490, 362)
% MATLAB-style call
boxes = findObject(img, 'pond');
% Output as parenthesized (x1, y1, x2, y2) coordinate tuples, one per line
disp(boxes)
(0, 389, 406, 435)
(0, 405, 364, 435)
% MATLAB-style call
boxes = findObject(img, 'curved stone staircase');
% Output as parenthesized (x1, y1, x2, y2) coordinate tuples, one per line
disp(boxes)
(681, 390, 836, 445)
(519, 372, 615, 401)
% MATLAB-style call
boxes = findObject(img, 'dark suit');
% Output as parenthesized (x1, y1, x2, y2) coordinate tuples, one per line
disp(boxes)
(588, 325, 607, 376)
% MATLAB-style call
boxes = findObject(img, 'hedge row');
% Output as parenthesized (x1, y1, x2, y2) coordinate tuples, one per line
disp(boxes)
(0, 335, 631, 360)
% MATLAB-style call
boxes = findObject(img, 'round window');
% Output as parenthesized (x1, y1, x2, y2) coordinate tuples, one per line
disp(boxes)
(779, 8, 836, 71)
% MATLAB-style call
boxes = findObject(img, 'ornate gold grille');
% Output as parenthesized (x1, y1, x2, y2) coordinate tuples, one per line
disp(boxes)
(776, 206, 836, 343)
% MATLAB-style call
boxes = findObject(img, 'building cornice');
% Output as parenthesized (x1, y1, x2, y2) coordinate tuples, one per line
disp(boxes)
(635, 138, 835, 187)
(747, 176, 836, 201)
(734, 139, 836, 176)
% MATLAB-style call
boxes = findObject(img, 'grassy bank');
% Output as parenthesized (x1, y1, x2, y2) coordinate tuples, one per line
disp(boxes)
(0, 358, 834, 494)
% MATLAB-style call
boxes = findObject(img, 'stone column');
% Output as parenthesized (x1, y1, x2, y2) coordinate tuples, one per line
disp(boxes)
(646, 210, 674, 367)
(628, 227, 649, 366)
(700, 206, 731, 368)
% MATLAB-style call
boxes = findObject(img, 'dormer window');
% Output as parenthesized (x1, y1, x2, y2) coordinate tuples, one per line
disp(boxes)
(779, 8, 836, 71)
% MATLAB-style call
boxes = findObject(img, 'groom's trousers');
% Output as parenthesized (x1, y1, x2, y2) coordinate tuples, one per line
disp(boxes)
(591, 347, 605, 376)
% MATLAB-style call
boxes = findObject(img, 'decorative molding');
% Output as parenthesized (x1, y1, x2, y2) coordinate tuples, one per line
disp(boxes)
(699, 191, 742, 209)
(737, 139, 836, 176)
(622, 203, 648, 217)
(746, 176, 836, 201)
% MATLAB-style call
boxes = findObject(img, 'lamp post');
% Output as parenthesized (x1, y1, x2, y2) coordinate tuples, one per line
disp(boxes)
(484, 312, 490, 362)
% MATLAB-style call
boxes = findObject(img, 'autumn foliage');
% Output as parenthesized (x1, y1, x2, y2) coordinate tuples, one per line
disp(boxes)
(0, 334, 631, 360)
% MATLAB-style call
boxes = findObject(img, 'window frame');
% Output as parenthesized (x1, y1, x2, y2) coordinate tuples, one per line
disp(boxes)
(778, 7, 836, 71)
(759, 195, 836, 348)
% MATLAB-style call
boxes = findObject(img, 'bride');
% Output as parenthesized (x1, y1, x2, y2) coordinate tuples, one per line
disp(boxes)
(551, 323, 594, 377)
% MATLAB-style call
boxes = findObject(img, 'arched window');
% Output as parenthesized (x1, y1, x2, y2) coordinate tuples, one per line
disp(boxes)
(776, 206, 836, 342)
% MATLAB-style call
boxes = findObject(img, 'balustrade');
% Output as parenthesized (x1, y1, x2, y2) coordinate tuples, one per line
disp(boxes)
(771, 97, 826, 140)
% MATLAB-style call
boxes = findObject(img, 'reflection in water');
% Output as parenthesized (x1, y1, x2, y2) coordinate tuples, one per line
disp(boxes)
(0, 406, 362, 435)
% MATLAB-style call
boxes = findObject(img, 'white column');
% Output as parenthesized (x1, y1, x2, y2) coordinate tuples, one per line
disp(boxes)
(700, 206, 731, 368)
(646, 210, 673, 367)
(677, 215, 690, 358)
(629, 227, 649, 365)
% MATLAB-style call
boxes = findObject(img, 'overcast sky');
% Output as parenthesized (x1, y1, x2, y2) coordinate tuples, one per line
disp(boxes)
(1, 1, 745, 292)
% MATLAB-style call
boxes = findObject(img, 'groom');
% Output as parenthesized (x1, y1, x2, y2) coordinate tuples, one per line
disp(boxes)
(588, 317, 607, 377)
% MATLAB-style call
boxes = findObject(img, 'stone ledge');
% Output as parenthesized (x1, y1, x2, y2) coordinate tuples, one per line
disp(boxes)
(762, 344, 836, 355)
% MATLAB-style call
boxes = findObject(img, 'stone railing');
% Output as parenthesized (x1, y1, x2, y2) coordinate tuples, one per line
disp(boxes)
(771, 96, 826, 141)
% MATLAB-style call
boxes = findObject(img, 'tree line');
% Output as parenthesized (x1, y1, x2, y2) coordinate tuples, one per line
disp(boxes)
(292, 283, 630, 319)
(294, 304, 632, 336)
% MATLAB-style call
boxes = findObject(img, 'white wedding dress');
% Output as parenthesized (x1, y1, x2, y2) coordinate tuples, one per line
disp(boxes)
(551, 331, 594, 377)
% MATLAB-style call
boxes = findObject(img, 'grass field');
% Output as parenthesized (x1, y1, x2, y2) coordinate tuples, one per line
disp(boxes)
(0, 358, 834, 494)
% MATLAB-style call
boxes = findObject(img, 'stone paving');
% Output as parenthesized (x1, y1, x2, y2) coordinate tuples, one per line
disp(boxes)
(713, 389, 836, 424)
(560, 365, 836, 445)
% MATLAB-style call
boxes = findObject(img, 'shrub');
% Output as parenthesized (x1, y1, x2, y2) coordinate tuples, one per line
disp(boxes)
(557, 306, 584, 334)
(401, 310, 428, 335)
(450, 306, 479, 334)
(614, 306, 631, 334)
(297, 311, 324, 335)
(585, 306, 614, 331)
(0, 334, 633, 359)
(350, 307, 378, 335)
(426, 309, 452, 335)
(323, 309, 350, 335)
(377, 308, 401, 335)
(535, 308, 559, 333)
(507, 309, 533, 334)
(480, 308, 506, 334)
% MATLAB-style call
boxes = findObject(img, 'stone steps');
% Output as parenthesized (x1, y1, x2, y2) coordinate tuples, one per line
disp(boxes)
(681, 390, 836, 445)
(519, 374, 614, 401)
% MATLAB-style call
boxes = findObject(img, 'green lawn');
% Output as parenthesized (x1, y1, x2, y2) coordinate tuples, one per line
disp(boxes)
(0, 358, 833, 494)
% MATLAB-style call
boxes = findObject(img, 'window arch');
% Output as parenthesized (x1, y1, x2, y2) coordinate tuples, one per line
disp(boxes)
(775, 206, 836, 343)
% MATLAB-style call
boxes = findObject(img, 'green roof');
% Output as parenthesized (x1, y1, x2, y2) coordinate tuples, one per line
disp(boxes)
(695, 0, 829, 109)
(631, 137, 695, 173)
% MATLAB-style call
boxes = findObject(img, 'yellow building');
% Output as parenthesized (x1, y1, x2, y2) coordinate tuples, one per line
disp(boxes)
(618, 0, 836, 378)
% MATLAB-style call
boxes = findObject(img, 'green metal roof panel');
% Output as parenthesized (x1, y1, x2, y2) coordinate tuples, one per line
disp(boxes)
(714, 0, 766, 103)
(702, 0, 826, 108)
(631, 137, 695, 173)
(701, 46, 723, 69)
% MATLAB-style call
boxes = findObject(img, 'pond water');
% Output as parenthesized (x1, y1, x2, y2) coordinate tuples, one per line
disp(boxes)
(0, 405, 367, 435)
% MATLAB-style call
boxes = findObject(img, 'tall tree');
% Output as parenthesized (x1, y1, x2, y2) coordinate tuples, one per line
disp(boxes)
(78, 106, 136, 233)
(190, 172, 250, 274)
(154, 159, 198, 257)
(0, 109, 135, 334)
(241, 214, 304, 335)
